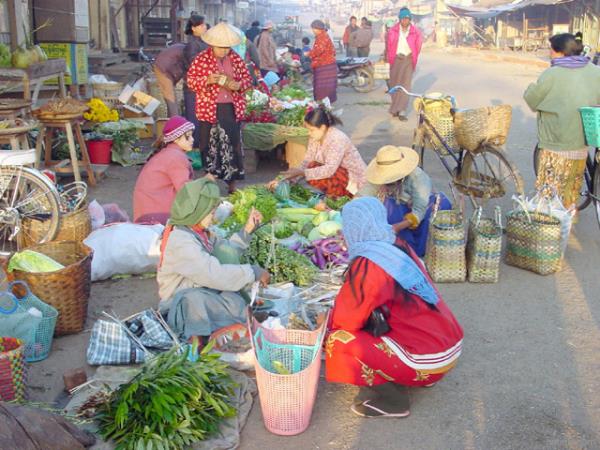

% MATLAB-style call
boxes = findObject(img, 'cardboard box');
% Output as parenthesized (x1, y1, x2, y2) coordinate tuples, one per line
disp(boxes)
(122, 109, 156, 139)
(118, 85, 161, 116)
(39, 43, 88, 85)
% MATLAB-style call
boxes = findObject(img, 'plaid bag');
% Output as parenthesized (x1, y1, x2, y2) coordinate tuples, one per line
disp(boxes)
(87, 320, 146, 366)
(128, 310, 173, 350)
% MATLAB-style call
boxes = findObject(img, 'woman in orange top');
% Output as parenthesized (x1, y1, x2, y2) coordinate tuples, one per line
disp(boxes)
(306, 20, 338, 103)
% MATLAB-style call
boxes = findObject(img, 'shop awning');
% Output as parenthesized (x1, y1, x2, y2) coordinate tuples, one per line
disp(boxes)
(445, 0, 574, 19)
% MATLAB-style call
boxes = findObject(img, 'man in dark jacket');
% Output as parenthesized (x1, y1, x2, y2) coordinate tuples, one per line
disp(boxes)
(245, 21, 261, 44)
(153, 43, 186, 116)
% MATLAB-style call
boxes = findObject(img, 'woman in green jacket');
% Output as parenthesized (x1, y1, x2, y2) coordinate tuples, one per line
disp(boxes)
(524, 33, 600, 210)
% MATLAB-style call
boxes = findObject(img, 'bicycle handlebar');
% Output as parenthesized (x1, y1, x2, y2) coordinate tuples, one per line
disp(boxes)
(388, 85, 422, 98)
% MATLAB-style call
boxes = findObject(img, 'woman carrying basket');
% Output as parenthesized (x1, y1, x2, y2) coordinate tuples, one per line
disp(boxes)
(359, 146, 451, 257)
(326, 197, 463, 418)
(524, 33, 600, 210)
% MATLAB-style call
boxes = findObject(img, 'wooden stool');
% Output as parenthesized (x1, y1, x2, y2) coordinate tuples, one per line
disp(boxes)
(0, 100, 32, 120)
(0, 130, 30, 150)
(34, 116, 96, 186)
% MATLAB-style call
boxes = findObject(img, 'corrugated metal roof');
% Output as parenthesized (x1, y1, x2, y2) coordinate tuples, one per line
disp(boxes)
(445, 0, 574, 18)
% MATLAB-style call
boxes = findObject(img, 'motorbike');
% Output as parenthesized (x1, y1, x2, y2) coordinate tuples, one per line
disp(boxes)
(300, 57, 376, 93)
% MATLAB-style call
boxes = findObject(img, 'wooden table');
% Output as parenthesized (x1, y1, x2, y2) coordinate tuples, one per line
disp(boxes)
(0, 59, 67, 107)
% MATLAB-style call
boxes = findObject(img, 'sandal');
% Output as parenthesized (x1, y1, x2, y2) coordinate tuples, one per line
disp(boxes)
(351, 399, 410, 418)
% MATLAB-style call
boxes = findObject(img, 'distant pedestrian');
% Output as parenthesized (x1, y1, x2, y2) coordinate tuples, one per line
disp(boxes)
(245, 20, 261, 43)
(302, 37, 311, 54)
(524, 33, 600, 211)
(306, 19, 338, 103)
(343, 16, 359, 57)
(351, 17, 373, 58)
(255, 21, 278, 75)
(386, 8, 423, 121)
(183, 15, 209, 148)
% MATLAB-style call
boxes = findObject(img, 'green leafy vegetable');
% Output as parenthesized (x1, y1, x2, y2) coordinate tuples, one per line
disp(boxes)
(325, 196, 352, 210)
(96, 345, 236, 450)
(274, 85, 309, 101)
(289, 184, 315, 203)
(242, 228, 317, 286)
(277, 106, 307, 127)
(222, 185, 278, 232)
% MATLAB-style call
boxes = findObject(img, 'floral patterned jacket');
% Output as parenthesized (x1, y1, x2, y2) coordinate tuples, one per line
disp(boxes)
(187, 48, 253, 124)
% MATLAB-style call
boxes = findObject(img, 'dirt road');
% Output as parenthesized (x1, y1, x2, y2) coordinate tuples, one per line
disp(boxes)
(28, 47, 600, 450)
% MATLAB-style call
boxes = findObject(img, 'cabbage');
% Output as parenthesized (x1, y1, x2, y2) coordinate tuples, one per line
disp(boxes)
(8, 250, 64, 273)
(308, 227, 323, 241)
(11, 47, 32, 69)
(318, 221, 342, 237)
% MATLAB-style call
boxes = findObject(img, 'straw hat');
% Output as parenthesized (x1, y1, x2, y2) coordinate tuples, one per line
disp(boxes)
(366, 145, 420, 185)
(262, 20, 274, 30)
(201, 22, 242, 48)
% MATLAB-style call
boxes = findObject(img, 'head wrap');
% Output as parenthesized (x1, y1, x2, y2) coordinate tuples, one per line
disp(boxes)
(399, 8, 412, 20)
(311, 20, 326, 31)
(342, 197, 439, 305)
(170, 178, 221, 226)
(162, 116, 195, 143)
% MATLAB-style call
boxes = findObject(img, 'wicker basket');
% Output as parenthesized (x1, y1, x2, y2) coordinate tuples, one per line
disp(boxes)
(249, 313, 327, 436)
(373, 61, 390, 80)
(425, 197, 466, 283)
(454, 105, 512, 152)
(505, 210, 562, 275)
(0, 337, 27, 402)
(467, 207, 503, 283)
(21, 204, 91, 248)
(8, 241, 93, 335)
(91, 82, 124, 100)
(416, 97, 459, 155)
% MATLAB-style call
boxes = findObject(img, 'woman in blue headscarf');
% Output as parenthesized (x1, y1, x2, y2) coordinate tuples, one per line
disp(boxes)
(326, 197, 463, 418)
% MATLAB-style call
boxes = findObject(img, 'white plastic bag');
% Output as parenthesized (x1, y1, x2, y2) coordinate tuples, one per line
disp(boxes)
(88, 200, 106, 230)
(83, 223, 164, 281)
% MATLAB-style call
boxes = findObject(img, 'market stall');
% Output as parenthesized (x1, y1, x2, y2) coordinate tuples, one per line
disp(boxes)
(241, 85, 315, 171)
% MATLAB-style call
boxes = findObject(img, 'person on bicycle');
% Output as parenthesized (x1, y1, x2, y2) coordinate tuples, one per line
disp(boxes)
(386, 8, 423, 121)
(133, 116, 196, 225)
(359, 146, 452, 257)
(524, 33, 600, 210)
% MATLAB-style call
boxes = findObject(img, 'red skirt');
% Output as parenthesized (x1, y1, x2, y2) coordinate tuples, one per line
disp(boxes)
(306, 161, 352, 199)
(325, 329, 458, 387)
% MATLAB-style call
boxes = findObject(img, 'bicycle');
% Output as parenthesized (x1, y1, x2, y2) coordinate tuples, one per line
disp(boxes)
(388, 85, 524, 208)
(0, 149, 61, 256)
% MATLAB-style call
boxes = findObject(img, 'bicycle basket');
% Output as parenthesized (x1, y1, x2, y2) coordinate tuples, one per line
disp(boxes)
(580, 107, 600, 148)
(416, 96, 458, 155)
(454, 105, 512, 152)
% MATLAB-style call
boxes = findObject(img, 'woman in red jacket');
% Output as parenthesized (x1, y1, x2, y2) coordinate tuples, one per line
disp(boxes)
(326, 197, 463, 418)
(306, 19, 338, 103)
(187, 22, 253, 194)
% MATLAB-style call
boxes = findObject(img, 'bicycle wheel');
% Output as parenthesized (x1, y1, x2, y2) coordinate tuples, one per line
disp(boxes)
(0, 166, 61, 255)
(460, 145, 524, 210)
(533, 145, 592, 211)
(593, 164, 600, 230)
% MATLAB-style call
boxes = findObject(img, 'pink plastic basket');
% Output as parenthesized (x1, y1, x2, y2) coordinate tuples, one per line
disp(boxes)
(249, 313, 328, 436)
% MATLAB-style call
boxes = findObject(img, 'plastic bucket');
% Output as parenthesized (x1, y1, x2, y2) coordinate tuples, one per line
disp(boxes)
(86, 139, 113, 165)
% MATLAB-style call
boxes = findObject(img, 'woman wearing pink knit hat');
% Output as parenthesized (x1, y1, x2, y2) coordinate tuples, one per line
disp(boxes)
(133, 116, 196, 224)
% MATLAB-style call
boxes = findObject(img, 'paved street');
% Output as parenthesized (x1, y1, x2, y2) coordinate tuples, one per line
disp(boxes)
(28, 47, 600, 450)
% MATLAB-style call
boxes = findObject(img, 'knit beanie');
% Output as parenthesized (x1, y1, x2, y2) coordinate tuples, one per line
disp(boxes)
(162, 115, 195, 143)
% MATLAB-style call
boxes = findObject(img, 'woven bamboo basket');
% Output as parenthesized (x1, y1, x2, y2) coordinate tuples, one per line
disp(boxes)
(91, 82, 124, 100)
(0, 337, 27, 402)
(20, 204, 91, 248)
(416, 97, 459, 155)
(8, 241, 93, 335)
(505, 210, 562, 275)
(466, 208, 503, 283)
(454, 105, 512, 152)
(425, 199, 466, 283)
(373, 61, 390, 80)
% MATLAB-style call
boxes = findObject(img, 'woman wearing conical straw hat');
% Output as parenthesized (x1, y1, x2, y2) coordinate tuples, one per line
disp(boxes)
(187, 22, 253, 194)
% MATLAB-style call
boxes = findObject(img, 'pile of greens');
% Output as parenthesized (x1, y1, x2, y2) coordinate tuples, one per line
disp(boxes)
(325, 196, 352, 210)
(276, 106, 307, 127)
(242, 227, 317, 286)
(290, 184, 316, 204)
(274, 85, 309, 101)
(96, 344, 235, 450)
(222, 185, 278, 232)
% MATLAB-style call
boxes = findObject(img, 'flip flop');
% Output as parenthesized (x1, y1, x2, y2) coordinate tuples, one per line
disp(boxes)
(350, 400, 410, 418)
